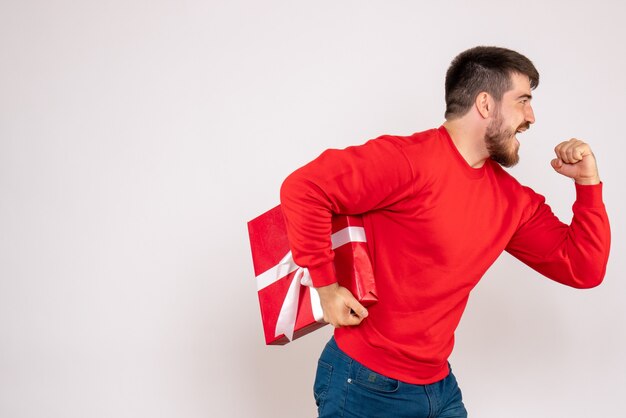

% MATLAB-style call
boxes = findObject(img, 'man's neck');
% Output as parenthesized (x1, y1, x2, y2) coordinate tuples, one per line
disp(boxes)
(442, 118, 489, 168)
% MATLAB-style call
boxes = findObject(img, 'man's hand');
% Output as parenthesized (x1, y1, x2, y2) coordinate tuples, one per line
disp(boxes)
(315, 283, 368, 327)
(551, 139, 601, 185)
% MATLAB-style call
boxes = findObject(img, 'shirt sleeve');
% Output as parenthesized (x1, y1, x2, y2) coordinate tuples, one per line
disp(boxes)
(505, 183, 611, 288)
(280, 135, 416, 287)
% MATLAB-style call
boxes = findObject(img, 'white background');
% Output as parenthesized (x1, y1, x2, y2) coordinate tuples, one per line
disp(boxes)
(1, 1, 624, 417)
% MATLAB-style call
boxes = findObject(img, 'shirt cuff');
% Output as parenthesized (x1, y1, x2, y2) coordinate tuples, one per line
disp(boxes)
(575, 182, 604, 208)
(308, 261, 337, 287)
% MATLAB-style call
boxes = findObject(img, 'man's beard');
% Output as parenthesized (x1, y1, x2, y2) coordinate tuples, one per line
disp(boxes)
(485, 111, 527, 168)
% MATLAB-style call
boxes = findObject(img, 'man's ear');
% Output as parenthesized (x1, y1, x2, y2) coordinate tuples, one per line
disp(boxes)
(475, 92, 494, 119)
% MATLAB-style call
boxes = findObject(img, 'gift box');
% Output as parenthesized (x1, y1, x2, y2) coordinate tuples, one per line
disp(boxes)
(248, 205, 377, 345)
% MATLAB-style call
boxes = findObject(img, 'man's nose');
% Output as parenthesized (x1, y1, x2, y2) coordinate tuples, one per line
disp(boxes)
(525, 104, 536, 124)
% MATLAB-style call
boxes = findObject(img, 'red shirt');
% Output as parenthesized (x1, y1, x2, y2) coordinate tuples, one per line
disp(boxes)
(280, 126, 610, 384)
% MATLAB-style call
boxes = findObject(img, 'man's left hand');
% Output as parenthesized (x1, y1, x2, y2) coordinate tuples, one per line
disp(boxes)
(551, 139, 601, 185)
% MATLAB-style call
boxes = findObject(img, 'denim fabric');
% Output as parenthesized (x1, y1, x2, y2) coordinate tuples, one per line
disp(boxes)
(314, 337, 467, 418)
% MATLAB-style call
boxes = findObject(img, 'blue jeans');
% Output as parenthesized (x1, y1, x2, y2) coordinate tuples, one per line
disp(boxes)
(314, 337, 468, 418)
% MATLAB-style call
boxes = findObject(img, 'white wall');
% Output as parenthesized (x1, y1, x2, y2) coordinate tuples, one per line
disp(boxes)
(1, 1, 624, 417)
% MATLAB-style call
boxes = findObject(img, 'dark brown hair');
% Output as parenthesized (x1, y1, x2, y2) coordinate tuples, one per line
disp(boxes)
(444, 46, 539, 119)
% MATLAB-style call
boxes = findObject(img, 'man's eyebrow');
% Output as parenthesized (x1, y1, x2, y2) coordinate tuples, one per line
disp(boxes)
(517, 93, 533, 100)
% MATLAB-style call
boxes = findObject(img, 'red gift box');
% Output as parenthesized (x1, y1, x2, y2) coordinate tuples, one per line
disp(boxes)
(248, 205, 377, 345)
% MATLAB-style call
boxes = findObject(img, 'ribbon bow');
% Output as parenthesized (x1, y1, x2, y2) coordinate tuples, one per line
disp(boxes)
(256, 226, 367, 341)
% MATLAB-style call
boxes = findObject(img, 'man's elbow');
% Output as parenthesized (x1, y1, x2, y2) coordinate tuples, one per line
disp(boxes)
(570, 271, 606, 289)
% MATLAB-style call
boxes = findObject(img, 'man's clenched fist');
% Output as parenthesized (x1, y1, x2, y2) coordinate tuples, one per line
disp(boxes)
(551, 138, 601, 185)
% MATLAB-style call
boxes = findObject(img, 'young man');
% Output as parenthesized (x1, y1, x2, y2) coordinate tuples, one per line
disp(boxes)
(279, 46, 610, 418)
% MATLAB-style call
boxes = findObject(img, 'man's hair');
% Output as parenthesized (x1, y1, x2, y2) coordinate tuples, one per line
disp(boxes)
(444, 46, 539, 119)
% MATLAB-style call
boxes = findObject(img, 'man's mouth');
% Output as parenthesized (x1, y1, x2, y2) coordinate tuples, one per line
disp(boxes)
(516, 123, 530, 134)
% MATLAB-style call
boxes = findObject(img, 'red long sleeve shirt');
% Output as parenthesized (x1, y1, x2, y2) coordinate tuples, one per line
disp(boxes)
(280, 126, 611, 384)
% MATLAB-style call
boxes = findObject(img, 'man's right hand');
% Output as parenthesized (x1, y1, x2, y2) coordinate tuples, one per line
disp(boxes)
(315, 283, 369, 327)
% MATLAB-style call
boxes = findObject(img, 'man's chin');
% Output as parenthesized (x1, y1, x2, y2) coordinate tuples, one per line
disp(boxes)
(504, 140, 521, 167)
(486, 133, 520, 167)
(490, 151, 519, 168)
(502, 158, 519, 168)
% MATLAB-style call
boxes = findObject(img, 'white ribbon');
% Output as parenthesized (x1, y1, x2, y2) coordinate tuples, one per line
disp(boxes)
(255, 226, 367, 341)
